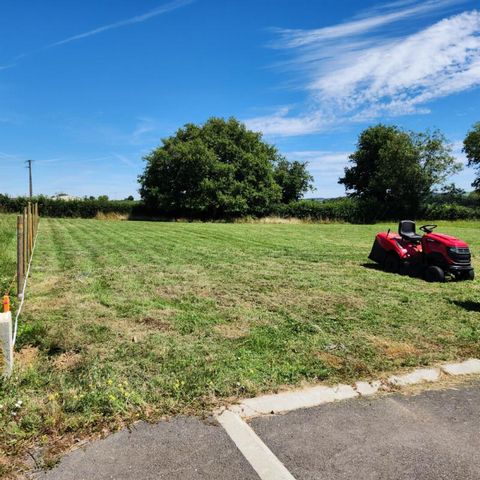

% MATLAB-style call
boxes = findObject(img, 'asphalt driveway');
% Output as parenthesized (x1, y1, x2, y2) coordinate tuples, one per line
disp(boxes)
(34, 380, 480, 480)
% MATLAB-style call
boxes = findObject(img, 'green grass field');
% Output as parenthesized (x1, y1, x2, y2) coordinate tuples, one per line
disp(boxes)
(1, 217, 480, 473)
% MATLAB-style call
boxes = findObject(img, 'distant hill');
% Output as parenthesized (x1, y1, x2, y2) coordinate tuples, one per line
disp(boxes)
(304, 196, 347, 202)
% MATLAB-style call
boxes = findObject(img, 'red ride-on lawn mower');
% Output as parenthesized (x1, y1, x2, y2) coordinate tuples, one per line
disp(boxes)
(369, 220, 475, 282)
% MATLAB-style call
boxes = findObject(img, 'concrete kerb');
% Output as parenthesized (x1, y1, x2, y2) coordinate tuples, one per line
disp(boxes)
(441, 359, 480, 376)
(218, 358, 480, 420)
(388, 367, 441, 386)
(214, 359, 480, 480)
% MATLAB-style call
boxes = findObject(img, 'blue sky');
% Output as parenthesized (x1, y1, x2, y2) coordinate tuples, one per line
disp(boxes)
(0, 0, 479, 199)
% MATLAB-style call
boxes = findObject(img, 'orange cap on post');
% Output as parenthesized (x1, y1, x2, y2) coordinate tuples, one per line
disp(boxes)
(2, 295, 10, 313)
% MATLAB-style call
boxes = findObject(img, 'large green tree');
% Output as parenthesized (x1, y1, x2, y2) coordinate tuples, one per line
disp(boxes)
(463, 122, 480, 190)
(139, 117, 312, 217)
(339, 125, 461, 218)
(275, 159, 314, 203)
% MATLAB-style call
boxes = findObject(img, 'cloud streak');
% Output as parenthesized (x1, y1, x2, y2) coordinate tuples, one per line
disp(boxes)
(46, 0, 194, 48)
(283, 150, 353, 197)
(0, 64, 15, 71)
(247, 1, 480, 136)
(272, 0, 463, 48)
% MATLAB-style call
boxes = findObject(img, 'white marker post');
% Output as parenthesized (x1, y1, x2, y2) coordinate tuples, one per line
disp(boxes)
(0, 311, 13, 377)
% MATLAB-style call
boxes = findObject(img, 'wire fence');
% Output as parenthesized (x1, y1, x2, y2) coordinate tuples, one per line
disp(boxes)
(1, 203, 39, 375)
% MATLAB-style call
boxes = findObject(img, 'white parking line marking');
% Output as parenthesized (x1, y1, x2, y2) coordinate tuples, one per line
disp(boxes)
(217, 410, 296, 480)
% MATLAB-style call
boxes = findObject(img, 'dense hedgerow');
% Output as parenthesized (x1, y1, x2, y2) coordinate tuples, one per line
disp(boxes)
(420, 203, 480, 220)
(0, 194, 478, 222)
(274, 198, 363, 222)
(0, 195, 137, 218)
(277, 198, 480, 222)
(426, 191, 480, 208)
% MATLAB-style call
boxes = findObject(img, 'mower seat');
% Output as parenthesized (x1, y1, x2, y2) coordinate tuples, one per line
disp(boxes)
(398, 220, 422, 242)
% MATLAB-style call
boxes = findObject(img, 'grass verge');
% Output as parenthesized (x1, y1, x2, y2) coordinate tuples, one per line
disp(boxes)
(0, 215, 16, 297)
(1, 218, 479, 475)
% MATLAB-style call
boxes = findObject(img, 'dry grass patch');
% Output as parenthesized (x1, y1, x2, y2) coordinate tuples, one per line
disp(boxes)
(95, 212, 128, 221)
(315, 351, 345, 369)
(136, 309, 177, 331)
(53, 351, 82, 371)
(214, 322, 251, 339)
(247, 216, 305, 224)
(15, 346, 39, 368)
(369, 335, 421, 360)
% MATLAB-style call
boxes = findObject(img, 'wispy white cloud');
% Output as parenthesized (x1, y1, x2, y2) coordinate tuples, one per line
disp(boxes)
(0, 0, 194, 72)
(284, 150, 350, 169)
(111, 153, 139, 168)
(0, 151, 23, 163)
(247, 2, 480, 136)
(0, 64, 15, 71)
(63, 117, 162, 147)
(46, 0, 194, 48)
(248, 107, 321, 136)
(128, 117, 159, 145)
(0, 113, 26, 125)
(285, 150, 351, 184)
(272, 0, 462, 48)
(0, 152, 114, 167)
(101, 117, 161, 146)
(283, 150, 353, 197)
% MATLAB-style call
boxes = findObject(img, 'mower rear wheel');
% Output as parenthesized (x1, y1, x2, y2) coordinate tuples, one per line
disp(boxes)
(425, 265, 445, 283)
(384, 254, 400, 273)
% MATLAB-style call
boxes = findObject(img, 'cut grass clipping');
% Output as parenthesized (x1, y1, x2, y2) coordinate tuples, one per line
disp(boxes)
(1, 217, 479, 475)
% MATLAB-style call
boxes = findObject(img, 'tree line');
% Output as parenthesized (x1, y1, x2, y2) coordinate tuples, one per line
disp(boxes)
(139, 117, 480, 220)
(1, 118, 478, 222)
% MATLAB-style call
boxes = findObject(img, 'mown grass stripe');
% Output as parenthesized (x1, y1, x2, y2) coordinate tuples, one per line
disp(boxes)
(1, 217, 479, 475)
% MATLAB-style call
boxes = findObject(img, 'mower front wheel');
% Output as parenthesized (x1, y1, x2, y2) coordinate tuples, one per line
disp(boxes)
(384, 254, 400, 274)
(461, 269, 475, 281)
(425, 265, 445, 283)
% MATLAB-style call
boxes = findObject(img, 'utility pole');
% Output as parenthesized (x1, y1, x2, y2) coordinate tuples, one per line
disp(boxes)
(26, 160, 33, 198)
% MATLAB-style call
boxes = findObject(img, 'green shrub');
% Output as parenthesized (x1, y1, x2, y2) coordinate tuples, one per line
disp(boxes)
(421, 203, 480, 220)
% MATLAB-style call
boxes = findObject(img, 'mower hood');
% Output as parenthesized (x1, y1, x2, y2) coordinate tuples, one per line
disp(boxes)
(425, 232, 469, 248)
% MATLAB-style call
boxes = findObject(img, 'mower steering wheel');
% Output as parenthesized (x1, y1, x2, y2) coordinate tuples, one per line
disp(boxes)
(420, 224, 437, 233)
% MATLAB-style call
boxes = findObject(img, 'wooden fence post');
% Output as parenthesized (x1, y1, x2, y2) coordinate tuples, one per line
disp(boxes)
(33, 203, 36, 238)
(34, 203, 38, 236)
(23, 207, 28, 269)
(17, 216, 24, 298)
(27, 202, 32, 258)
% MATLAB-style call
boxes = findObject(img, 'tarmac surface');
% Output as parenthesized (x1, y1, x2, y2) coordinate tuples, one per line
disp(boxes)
(251, 382, 480, 480)
(34, 417, 258, 480)
(36, 380, 480, 480)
